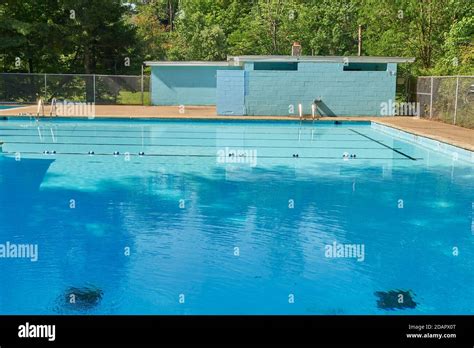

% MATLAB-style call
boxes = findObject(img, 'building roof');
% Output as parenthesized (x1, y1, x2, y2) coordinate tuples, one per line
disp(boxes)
(145, 56, 415, 67)
(228, 55, 415, 65)
(144, 61, 229, 67)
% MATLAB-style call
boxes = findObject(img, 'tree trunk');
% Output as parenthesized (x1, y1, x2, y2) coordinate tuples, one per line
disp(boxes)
(28, 58, 33, 73)
(83, 45, 94, 103)
(418, 0, 433, 69)
(272, 20, 278, 54)
(84, 46, 92, 74)
(169, 0, 173, 31)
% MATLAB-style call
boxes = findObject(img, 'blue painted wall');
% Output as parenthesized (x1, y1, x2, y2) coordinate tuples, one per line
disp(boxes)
(151, 65, 239, 105)
(216, 70, 246, 115)
(217, 62, 397, 116)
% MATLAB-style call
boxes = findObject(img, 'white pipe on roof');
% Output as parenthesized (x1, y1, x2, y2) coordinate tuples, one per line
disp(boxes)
(144, 61, 230, 67)
(144, 55, 415, 67)
(227, 55, 415, 64)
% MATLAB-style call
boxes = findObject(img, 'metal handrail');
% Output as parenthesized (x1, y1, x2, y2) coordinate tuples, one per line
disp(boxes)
(36, 98, 44, 118)
(50, 98, 57, 117)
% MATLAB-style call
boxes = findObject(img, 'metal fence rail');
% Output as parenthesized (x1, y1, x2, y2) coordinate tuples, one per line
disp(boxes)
(417, 76, 474, 128)
(0, 73, 150, 105)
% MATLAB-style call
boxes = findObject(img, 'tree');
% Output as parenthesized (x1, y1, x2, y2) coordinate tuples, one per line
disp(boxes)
(359, 0, 473, 75)
(0, 0, 68, 73)
(229, 0, 302, 55)
(433, 1, 474, 74)
(132, 0, 179, 62)
(0, 0, 139, 74)
(0, 0, 472, 76)
(61, 0, 139, 74)
(167, 0, 252, 60)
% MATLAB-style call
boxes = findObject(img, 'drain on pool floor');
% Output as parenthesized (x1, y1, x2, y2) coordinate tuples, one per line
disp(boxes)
(61, 286, 104, 310)
(375, 290, 417, 310)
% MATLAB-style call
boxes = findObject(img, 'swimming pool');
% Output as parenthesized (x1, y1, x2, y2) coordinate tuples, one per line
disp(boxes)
(0, 105, 21, 110)
(0, 119, 473, 314)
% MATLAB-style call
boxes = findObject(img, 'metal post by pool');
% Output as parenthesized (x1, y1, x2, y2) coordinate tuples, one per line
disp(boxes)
(93, 74, 96, 104)
(44, 74, 47, 100)
(141, 64, 144, 106)
(358, 25, 362, 56)
(429, 77, 433, 119)
(453, 76, 459, 125)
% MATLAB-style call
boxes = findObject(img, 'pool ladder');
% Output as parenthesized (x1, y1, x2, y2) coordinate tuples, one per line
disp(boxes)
(36, 98, 45, 119)
(34, 98, 57, 120)
(298, 100, 321, 123)
(50, 98, 57, 117)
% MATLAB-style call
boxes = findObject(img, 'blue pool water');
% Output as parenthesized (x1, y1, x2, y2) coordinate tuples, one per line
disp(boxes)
(0, 119, 473, 314)
(0, 105, 20, 110)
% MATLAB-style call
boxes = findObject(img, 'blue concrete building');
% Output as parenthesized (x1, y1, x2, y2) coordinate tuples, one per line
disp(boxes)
(145, 56, 414, 116)
(145, 61, 239, 106)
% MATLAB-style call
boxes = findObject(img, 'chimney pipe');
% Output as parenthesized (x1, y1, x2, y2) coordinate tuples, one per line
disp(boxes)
(292, 42, 302, 56)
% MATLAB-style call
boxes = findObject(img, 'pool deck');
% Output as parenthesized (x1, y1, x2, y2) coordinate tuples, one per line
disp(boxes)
(1, 105, 473, 152)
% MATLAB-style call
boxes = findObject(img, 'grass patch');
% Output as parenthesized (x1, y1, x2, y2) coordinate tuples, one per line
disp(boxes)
(117, 91, 151, 105)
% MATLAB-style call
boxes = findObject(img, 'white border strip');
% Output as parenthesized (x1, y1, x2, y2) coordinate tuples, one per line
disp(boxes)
(0, 105, 31, 112)
(371, 122, 474, 164)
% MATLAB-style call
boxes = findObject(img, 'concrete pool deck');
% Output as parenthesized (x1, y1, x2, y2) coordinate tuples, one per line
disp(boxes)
(1, 104, 473, 152)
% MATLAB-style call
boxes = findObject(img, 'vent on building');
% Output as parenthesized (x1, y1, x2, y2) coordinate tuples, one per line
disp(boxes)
(291, 42, 302, 56)
(343, 63, 388, 71)
(254, 62, 298, 71)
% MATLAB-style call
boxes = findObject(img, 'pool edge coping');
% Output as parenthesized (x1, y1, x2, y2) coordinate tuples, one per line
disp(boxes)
(371, 121, 474, 163)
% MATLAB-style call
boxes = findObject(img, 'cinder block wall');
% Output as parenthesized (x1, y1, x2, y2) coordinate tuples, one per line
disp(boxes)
(216, 62, 397, 116)
(151, 66, 239, 105)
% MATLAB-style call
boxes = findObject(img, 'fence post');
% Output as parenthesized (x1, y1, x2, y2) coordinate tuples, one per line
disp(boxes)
(453, 76, 459, 125)
(44, 74, 47, 101)
(429, 76, 433, 119)
(141, 64, 144, 106)
(93, 74, 96, 104)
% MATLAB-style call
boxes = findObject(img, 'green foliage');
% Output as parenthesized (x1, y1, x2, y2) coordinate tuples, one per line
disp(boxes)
(359, 0, 473, 76)
(132, 0, 178, 61)
(0, 0, 138, 74)
(167, 0, 250, 60)
(433, 11, 474, 75)
(0, 0, 472, 76)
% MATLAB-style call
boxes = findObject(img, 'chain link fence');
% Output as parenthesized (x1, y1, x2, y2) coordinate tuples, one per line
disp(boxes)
(396, 74, 417, 103)
(0, 73, 150, 105)
(417, 76, 474, 128)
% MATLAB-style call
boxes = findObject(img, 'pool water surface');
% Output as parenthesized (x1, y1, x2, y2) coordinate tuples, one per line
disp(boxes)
(0, 119, 473, 314)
